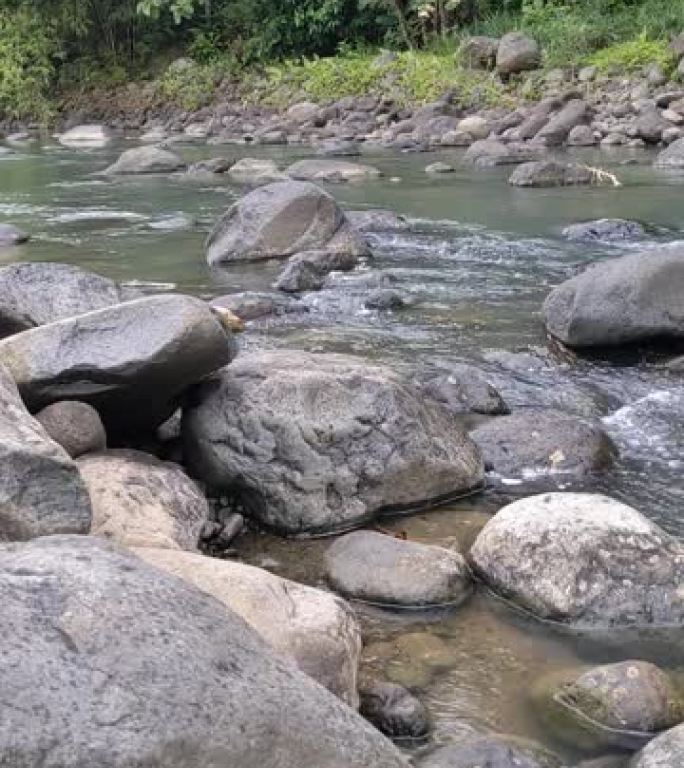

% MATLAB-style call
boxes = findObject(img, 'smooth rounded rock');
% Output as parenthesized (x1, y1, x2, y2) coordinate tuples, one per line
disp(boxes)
(465, 139, 543, 167)
(497, 32, 541, 76)
(79, 449, 209, 550)
(632, 723, 684, 767)
(228, 157, 283, 183)
(470, 493, 684, 626)
(347, 209, 409, 232)
(418, 735, 562, 768)
(286, 159, 382, 183)
(420, 364, 510, 416)
(0, 535, 409, 768)
(104, 146, 185, 175)
(58, 124, 110, 148)
(275, 249, 360, 293)
(359, 682, 430, 740)
(182, 350, 484, 536)
(35, 401, 106, 458)
(325, 530, 472, 608)
(509, 161, 594, 187)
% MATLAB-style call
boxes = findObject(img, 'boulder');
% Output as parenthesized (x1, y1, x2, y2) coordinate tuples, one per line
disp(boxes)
(286, 159, 382, 183)
(465, 139, 543, 167)
(567, 125, 597, 146)
(536, 100, 591, 146)
(419, 364, 510, 416)
(182, 350, 484, 536)
(58, 124, 110, 148)
(347, 209, 409, 232)
(542, 247, 684, 348)
(562, 219, 645, 242)
(0, 364, 91, 540)
(325, 530, 472, 608)
(316, 140, 362, 157)
(0, 294, 235, 437)
(470, 409, 616, 483)
(632, 724, 684, 767)
(539, 661, 682, 749)
(461, 36, 499, 69)
(633, 107, 669, 144)
(79, 449, 209, 550)
(509, 161, 594, 187)
(287, 101, 320, 124)
(228, 157, 283, 184)
(359, 682, 430, 739)
(654, 137, 684, 168)
(458, 116, 491, 140)
(0, 535, 409, 768)
(104, 146, 185, 175)
(496, 32, 541, 76)
(35, 401, 106, 458)
(205, 181, 369, 265)
(210, 291, 305, 320)
(425, 161, 455, 174)
(469, 493, 684, 626)
(134, 547, 362, 706)
(418, 735, 561, 768)
(0, 262, 133, 338)
(275, 249, 360, 293)
(0, 224, 29, 247)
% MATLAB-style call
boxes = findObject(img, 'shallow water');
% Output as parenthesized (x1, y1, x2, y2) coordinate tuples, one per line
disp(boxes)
(1, 136, 683, 763)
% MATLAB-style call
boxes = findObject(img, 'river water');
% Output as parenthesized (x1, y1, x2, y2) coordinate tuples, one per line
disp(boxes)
(1, 137, 683, 764)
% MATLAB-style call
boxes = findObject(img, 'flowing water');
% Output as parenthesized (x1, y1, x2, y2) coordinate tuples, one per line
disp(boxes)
(2, 137, 683, 764)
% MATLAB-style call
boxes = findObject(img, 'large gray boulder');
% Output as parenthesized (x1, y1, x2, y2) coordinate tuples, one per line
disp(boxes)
(536, 100, 591, 146)
(0, 262, 134, 338)
(419, 364, 510, 416)
(496, 32, 541, 76)
(542, 248, 684, 348)
(509, 161, 594, 187)
(35, 400, 107, 458)
(470, 493, 684, 627)
(0, 294, 235, 437)
(104, 145, 185, 175)
(275, 249, 360, 293)
(134, 546, 362, 706)
(632, 724, 684, 767)
(465, 139, 543, 167)
(58, 124, 110, 148)
(183, 350, 485, 536)
(655, 136, 684, 167)
(79, 449, 209, 550)
(461, 36, 499, 69)
(0, 364, 91, 540)
(286, 159, 382, 183)
(205, 181, 370, 265)
(325, 530, 471, 608)
(0, 535, 409, 768)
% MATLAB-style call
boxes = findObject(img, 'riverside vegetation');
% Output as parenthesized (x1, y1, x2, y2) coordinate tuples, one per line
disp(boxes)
(1, 1, 684, 768)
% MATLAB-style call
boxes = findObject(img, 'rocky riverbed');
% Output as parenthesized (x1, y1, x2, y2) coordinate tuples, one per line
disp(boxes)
(0, 87, 683, 767)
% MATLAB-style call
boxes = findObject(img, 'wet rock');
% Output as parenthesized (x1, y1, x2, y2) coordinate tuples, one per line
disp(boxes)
(58, 124, 110, 148)
(0, 294, 235, 437)
(0, 363, 91, 540)
(316, 139, 362, 157)
(185, 157, 232, 175)
(465, 139, 543, 167)
(418, 735, 562, 768)
(35, 401, 106, 458)
(632, 723, 684, 767)
(205, 181, 369, 265)
(469, 492, 684, 626)
(275, 249, 360, 293)
(228, 157, 283, 183)
(509, 161, 594, 187)
(0, 224, 29, 247)
(79, 449, 209, 550)
(567, 125, 597, 146)
(540, 661, 682, 750)
(496, 32, 541, 76)
(425, 161, 455, 174)
(654, 137, 684, 167)
(210, 291, 305, 320)
(346, 210, 409, 232)
(461, 36, 499, 69)
(470, 409, 616, 484)
(0, 262, 133, 338)
(536, 100, 591, 146)
(286, 159, 382, 183)
(562, 218, 645, 242)
(104, 146, 185, 175)
(542, 246, 684, 348)
(182, 350, 484, 536)
(359, 682, 430, 739)
(325, 530, 471, 608)
(364, 288, 411, 310)
(0, 535, 409, 768)
(133, 547, 362, 706)
(420, 364, 509, 417)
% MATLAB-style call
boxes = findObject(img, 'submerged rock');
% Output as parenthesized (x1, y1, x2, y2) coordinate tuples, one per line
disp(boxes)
(347, 209, 409, 232)
(632, 723, 684, 767)
(325, 530, 472, 608)
(465, 139, 543, 167)
(0, 294, 235, 437)
(205, 180, 369, 265)
(275, 249, 360, 293)
(134, 547, 362, 706)
(79, 449, 209, 551)
(0, 262, 133, 338)
(286, 159, 382, 183)
(0, 224, 29, 247)
(542, 247, 684, 348)
(509, 161, 594, 187)
(35, 401, 106, 458)
(228, 157, 283, 184)
(425, 161, 455, 174)
(654, 137, 684, 168)
(420, 364, 510, 416)
(359, 682, 430, 740)
(562, 218, 645, 242)
(210, 291, 305, 320)
(182, 350, 484, 536)
(104, 146, 185, 175)
(0, 364, 91, 540)
(58, 124, 110, 148)
(470, 493, 684, 627)
(364, 288, 411, 310)
(0, 535, 409, 768)
(418, 735, 561, 768)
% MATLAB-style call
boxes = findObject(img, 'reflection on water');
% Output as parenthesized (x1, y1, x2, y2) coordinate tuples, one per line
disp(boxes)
(1, 138, 683, 762)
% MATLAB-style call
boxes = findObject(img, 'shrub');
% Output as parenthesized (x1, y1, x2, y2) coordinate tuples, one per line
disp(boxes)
(588, 36, 675, 73)
(158, 59, 224, 109)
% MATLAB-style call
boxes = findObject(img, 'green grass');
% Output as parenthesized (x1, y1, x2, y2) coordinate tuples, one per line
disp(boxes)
(588, 37, 675, 74)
